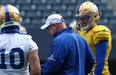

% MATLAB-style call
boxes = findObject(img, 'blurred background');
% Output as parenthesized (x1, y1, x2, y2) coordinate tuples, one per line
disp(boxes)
(0, 0, 116, 74)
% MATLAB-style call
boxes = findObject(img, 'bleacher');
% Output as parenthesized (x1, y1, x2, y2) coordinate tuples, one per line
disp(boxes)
(0, 0, 116, 28)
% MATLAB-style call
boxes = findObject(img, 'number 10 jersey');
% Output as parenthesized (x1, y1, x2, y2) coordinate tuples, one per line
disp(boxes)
(0, 33, 38, 75)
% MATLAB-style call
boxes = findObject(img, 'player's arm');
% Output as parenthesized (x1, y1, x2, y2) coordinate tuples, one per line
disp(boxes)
(94, 40, 108, 75)
(93, 27, 111, 75)
(29, 49, 41, 75)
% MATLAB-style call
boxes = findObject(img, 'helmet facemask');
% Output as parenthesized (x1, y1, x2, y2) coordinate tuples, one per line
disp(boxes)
(75, 12, 99, 30)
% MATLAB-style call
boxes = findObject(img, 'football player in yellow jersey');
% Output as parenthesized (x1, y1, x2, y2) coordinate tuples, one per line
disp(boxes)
(73, 1, 112, 75)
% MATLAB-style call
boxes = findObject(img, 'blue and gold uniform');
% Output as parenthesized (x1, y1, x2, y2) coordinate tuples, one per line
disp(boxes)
(74, 1, 112, 75)
(78, 25, 112, 75)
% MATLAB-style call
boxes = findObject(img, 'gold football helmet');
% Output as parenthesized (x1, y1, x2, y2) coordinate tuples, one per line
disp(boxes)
(0, 4, 21, 29)
(75, 1, 100, 30)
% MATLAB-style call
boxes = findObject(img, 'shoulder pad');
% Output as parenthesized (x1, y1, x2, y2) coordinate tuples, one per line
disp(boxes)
(92, 25, 111, 33)
(92, 25, 111, 44)
(22, 34, 32, 39)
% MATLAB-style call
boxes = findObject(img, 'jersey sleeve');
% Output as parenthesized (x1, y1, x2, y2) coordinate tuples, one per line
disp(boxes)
(94, 40, 108, 75)
(93, 26, 111, 44)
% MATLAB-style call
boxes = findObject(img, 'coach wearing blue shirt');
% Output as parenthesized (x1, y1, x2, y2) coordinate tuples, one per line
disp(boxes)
(40, 14, 95, 75)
